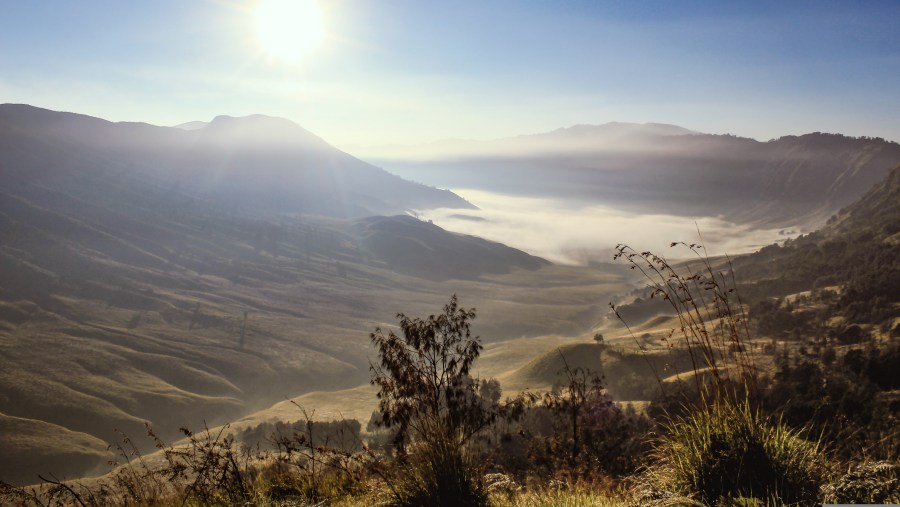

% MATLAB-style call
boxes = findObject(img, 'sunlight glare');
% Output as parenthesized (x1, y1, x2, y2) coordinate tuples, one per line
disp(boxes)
(255, 0, 325, 64)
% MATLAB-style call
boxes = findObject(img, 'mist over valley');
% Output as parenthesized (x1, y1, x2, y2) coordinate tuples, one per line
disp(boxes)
(1, 104, 898, 491)
(1, 2, 898, 502)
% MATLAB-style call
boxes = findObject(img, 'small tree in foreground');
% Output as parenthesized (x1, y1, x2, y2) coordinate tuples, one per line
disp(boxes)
(370, 295, 492, 507)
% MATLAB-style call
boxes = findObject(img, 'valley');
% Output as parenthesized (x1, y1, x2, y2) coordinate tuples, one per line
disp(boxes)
(0, 105, 898, 501)
(3, 3, 898, 504)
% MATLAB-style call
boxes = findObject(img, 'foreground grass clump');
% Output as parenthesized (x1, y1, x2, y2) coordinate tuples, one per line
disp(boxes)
(388, 438, 488, 507)
(643, 400, 825, 506)
(489, 485, 628, 507)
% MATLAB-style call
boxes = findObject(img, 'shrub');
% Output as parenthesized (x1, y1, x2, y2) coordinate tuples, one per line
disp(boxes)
(390, 437, 488, 507)
(369, 295, 493, 507)
(645, 400, 825, 506)
(823, 461, 899, 504)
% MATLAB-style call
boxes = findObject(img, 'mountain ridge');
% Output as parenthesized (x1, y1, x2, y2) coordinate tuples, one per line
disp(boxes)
(0, 104, 472, 219)
(367, 124, 900, 227)
(353, 215, 549, 280)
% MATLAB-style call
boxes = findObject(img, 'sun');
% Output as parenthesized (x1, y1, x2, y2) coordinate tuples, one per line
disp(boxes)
(254, 0, 325, 64)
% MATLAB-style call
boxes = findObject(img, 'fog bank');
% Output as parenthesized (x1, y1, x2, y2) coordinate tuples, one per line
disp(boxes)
(418, 190, 797, 265)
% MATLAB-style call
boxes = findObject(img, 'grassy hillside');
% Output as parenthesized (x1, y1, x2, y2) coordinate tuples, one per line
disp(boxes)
(0, 177, 626, 484)
(733, 163, 900, 331)
(0, 414, 111, 486)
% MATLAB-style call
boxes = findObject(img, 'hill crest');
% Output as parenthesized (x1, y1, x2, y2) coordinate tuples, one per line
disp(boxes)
(0, 104, 472, 218)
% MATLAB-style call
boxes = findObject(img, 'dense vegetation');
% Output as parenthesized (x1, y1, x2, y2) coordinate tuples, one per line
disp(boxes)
(737, 163, 900, 332)
(4, 265, 897, 505)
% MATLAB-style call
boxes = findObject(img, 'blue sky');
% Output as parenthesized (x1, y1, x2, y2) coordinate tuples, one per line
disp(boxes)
(1, 0, 898, 147)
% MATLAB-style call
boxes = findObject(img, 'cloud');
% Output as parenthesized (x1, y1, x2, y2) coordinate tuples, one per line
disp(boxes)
(418, 189, 792, 265)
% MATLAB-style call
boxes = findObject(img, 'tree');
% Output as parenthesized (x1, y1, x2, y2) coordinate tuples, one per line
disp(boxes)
(593, 332, 604, 346)
(369, 295, 493, 506)
(370, 294, 494, 448)
(544, 354, 605, 466)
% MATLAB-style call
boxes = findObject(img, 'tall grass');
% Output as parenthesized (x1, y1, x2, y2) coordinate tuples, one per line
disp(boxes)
(1, 418, 372, 507)
(641, 400, 825, 506)
(385, 433, 488, 507)
(614, 239, 828, 505)
(489, 487, 628, 507)
(612, 240, 756, 405)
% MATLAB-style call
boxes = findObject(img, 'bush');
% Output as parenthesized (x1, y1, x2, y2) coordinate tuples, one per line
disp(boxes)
(645, 400, 825, 506)
(391, 438, 488, 507)
(369, 295, 493, 507)
(823, 461, 899, 504)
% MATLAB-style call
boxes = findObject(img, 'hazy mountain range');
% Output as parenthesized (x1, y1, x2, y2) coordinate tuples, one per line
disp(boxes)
(368, 123, 900, 227)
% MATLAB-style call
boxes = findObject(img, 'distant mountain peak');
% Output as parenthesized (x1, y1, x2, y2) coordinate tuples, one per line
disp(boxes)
(210, 113, 282, 125)
(195, 113, 331, 149)
(206, 113, 303, 131)
(543, 121, 696, 138)
(173, 120, 208, 130)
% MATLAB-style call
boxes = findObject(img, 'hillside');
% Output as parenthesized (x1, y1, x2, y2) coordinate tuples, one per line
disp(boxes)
(823, 162, 900, 240)
(354, 215, 549, 280)
(733, 163, 900, 330)
(0, 104, 472, 218)
(0, 192, 623, 485)
(0, 106, 628, 484)
(370, 124, 900, 227)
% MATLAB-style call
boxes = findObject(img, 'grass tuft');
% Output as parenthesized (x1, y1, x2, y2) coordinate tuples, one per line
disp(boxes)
(386, 435, 488, 507)
(488, 483, 628, 507)
(643, 399, 825, 506)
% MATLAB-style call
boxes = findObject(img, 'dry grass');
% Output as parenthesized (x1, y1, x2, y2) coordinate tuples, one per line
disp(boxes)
(612, 240, 757, 405)
(489, 487, 628, 507)
(1, 238, 629, 485)
(641, 400, 825, 506)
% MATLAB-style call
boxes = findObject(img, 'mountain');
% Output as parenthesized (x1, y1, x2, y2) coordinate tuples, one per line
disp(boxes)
(354, 215, 549, 280)
(0, 106, 613, 485)
(173, 120, 209, 131)
(351, 122, 697, 160)
(0, 104, 473, 218)
(367, 123, 900, 227)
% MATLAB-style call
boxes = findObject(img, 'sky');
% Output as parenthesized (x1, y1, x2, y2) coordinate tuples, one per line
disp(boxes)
(1, 0, 898, 149)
